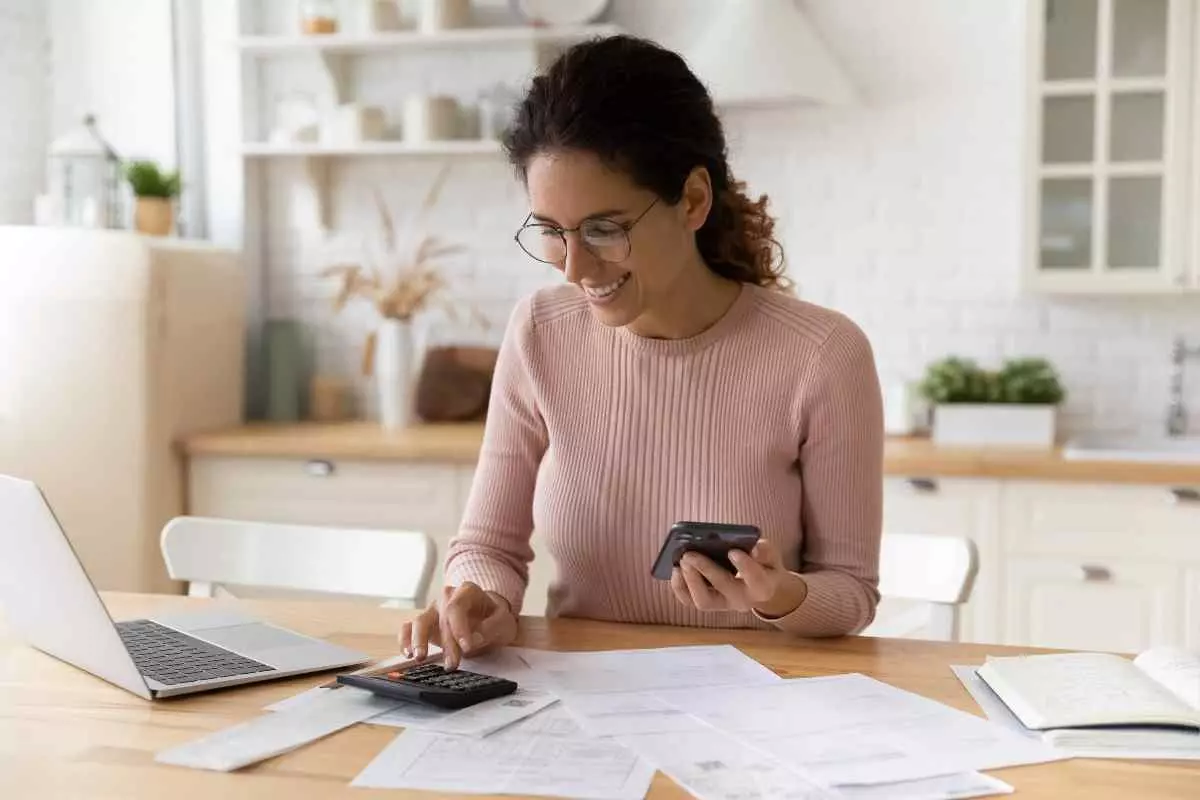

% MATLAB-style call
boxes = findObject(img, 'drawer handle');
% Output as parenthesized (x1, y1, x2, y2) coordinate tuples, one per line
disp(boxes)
(1080, 565, 1112, 583)
(1169, 487, 1200, 505)
(906, 478, 939, 493)
(304, 459, 336, 477)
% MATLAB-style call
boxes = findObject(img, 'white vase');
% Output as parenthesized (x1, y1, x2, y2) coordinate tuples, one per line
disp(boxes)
(375, 319, 420, 429)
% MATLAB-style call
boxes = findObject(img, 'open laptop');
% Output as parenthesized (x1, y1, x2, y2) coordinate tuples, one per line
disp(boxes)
(0, 474, 370, 699)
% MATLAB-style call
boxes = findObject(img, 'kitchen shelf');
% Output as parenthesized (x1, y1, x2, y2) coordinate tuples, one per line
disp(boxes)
(240, 140, 504, 157)
(235, 24, 621, 54)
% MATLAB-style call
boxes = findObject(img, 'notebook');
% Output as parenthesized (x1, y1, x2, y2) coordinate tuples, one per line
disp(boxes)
(975, 646, 1200, 753)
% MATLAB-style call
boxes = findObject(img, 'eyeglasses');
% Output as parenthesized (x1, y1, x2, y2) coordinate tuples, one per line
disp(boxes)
(514, 198, 658, 265)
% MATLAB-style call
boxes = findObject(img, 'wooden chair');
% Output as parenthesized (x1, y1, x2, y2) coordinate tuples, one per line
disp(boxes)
(160, 517, 436, 609)
(862, 532, 979, 642)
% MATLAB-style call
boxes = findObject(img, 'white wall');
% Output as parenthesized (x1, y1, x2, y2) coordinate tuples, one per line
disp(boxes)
(243, 0, 1200, 436)
(48, 0, 177, 167)
(0, 0, 48, 224)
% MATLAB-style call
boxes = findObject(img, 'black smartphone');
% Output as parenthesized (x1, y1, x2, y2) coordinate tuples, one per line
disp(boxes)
(650, 521, 762, 581)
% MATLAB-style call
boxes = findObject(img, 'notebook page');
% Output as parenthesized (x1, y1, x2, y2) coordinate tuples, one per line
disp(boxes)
(1134, 647, 1200, 710)
(979, 653, 1200, 729)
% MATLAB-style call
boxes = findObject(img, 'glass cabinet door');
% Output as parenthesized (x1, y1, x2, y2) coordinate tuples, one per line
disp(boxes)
(1029, 0, 1190, 291)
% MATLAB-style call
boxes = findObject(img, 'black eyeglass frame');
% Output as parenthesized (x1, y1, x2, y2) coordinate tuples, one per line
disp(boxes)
(513, 198, 659, 265)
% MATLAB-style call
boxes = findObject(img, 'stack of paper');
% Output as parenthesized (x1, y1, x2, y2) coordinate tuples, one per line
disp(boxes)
(156, 641, 1065, 800)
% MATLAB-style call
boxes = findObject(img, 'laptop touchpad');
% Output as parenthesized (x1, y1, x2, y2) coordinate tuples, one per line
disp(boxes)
(191, 623, 311, 653)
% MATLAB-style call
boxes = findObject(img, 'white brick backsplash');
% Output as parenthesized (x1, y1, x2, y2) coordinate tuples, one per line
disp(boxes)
(0, 0, 47, 224)
(251, 0, 1200, 437)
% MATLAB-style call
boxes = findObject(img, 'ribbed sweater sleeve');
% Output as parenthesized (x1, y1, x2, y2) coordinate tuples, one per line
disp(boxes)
(443, 297, 547, 611)
(757, 318, 884, 636)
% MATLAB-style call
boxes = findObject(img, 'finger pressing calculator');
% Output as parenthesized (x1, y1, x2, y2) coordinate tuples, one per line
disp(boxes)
(336, 662, 518, 710)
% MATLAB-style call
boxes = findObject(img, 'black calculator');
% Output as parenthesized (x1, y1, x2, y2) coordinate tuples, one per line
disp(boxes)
(336, 662, 518, 710)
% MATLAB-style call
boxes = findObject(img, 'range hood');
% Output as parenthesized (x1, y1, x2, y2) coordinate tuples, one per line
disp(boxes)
(683, 0, 857, 107)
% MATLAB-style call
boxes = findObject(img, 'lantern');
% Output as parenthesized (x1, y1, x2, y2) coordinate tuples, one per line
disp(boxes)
(46, 114, 125, 229)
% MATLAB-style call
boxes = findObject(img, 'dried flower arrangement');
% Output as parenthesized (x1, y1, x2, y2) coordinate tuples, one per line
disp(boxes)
(320, 164, 487, 376)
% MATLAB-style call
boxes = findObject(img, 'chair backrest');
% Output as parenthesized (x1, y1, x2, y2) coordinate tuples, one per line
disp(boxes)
(865, 532, 979, 641)
(160, 517, 436, 608)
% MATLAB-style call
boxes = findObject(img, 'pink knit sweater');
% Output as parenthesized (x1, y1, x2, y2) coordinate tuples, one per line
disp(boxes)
(444, 282, 884, 637)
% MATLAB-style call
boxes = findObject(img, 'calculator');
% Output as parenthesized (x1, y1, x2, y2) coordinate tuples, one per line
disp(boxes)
(335, 662, 518, 710)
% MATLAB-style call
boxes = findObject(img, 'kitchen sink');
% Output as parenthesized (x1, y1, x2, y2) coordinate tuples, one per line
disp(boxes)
(1062, 433, 1200, 464)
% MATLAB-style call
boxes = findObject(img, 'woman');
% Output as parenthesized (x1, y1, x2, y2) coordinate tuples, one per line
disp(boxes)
(402, 34, 884, 669)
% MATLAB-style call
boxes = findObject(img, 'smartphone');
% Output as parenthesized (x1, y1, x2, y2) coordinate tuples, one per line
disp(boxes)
(650, 521, 762, 581)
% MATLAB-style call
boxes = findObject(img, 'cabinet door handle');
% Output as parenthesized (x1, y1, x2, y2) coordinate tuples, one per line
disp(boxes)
(1169, 487, 1200, 505)
(906, 478, 939, 493)
(1080, 564, 1112, 583)
(304, 459, 336, 477)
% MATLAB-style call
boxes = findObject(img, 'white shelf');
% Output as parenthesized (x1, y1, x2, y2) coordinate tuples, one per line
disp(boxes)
(240, 140, 503, 157)
(236, 24, 621, 54)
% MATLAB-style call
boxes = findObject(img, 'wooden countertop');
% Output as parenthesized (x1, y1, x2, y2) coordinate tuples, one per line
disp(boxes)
(4, 592, 1198, 798)
(181, 422, 1200, 486)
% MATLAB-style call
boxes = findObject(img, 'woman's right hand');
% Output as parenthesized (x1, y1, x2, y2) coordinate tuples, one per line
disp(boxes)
(399, 581, 519, 670)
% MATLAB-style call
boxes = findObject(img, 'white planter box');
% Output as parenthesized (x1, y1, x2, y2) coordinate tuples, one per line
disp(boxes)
(932, 404, 1057, 448)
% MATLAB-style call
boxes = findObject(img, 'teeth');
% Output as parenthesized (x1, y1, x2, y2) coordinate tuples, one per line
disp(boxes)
(584, 274, 630, 299)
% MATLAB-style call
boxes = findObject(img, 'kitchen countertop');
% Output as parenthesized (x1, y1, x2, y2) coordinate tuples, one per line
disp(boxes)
(181, 421, 1200, 486)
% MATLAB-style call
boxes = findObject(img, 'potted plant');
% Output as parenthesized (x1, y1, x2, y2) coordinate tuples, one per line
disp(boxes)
(919, 356, 1066, 448)
(124, 160, 181, 236)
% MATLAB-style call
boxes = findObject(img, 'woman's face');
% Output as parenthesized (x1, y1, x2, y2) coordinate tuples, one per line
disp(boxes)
(523, 148, 712, 330)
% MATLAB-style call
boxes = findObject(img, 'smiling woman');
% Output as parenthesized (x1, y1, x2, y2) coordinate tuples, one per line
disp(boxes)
(400, 34, 885, 670)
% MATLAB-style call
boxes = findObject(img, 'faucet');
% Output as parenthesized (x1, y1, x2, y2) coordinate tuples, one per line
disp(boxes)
(1167, 336, 1200, 436)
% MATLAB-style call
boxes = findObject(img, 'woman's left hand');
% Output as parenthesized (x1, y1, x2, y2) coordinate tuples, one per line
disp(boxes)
(670, 539, 808, 618)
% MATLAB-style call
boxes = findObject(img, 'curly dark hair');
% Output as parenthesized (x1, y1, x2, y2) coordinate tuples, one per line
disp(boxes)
(502, 34, 789, 291)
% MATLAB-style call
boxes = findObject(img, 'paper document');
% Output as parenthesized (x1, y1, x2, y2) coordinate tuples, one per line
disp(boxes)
(654, 673, 1062, 786)
(620, 715, 1013, 800)
(952, 664, 1200, 761)
(517, 644, 781, 737)
(351, 704, 656, 799)
(157, 689, 399, 772)
(833, 772, 1014, 800)
(619, 722, 839, 800)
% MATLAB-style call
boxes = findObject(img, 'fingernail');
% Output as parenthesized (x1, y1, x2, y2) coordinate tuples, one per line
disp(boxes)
(471, 632, 485, 647)
(402, 646, 411, 658)
(415, 647, 425, 659)
(458, 636, 471, 651)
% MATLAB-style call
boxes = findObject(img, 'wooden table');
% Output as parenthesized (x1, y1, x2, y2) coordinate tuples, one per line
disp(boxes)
(2, 593, 1197, 798)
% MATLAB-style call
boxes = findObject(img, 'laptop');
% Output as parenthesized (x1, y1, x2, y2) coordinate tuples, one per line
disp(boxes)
(0, 474, 370, 699)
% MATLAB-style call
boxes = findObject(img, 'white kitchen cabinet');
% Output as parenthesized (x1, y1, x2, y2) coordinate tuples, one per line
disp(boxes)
(1024, 0, 1199, 294)
(881, 477, 1003, 643)
(187, 455, 553, 614)
(1186, 569, 1200, 650)
(999, 479, 1200, 650)
(1004, 556, 1183, 652)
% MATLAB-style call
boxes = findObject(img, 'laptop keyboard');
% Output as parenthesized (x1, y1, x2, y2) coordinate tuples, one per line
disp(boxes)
(115, 619, 274, 686)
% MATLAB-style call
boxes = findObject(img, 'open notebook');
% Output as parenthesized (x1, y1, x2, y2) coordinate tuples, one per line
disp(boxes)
(976, 647, 1200, 754)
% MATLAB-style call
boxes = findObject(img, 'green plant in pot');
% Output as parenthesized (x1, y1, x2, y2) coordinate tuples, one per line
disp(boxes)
(919, 356, 1066, 447)
(124, 160, 181, 236)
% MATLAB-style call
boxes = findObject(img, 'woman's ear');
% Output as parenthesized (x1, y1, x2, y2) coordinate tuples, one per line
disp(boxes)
(679, 166, 714, 232)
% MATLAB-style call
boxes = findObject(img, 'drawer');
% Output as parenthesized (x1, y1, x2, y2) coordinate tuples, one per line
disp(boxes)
(188, 455, 471, 537)
(1002, 481, 1200, 561)
(1003, 555, 1184, 652)
(883, 477, 1001, 541)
